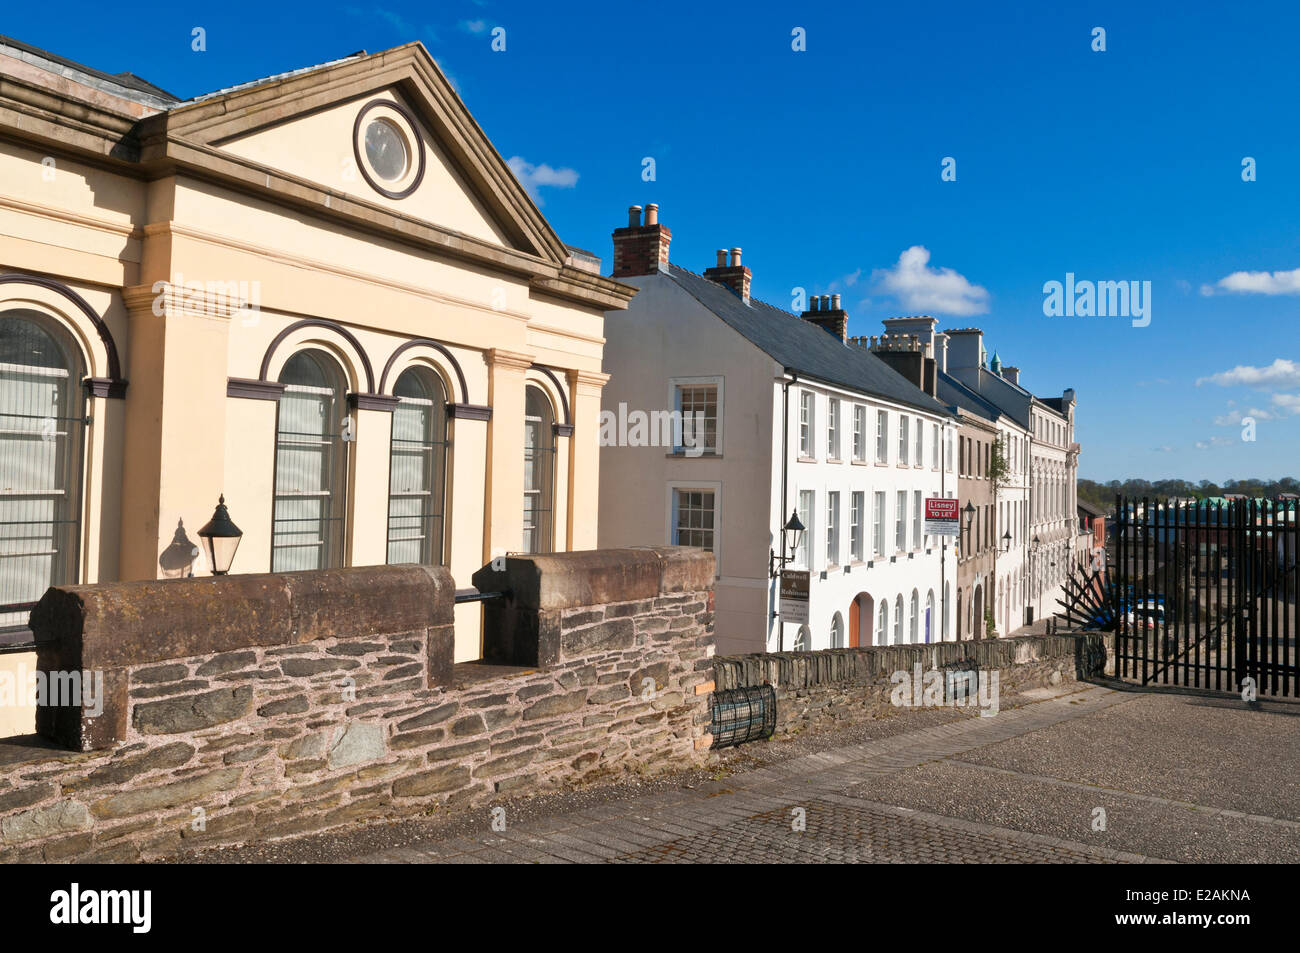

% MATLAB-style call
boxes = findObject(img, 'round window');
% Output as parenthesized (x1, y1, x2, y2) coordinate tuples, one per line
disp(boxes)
(364, 118, 408, 181)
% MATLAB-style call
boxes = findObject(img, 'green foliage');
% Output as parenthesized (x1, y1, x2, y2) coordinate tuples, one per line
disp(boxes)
(1077, 477, 1300, 513)
(988, 436, 1013, 495)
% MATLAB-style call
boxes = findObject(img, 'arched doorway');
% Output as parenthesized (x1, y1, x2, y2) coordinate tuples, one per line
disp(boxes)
(848, 592, 874, 647)
(956, 588, 964, 640)
(972, 584, 984, 640)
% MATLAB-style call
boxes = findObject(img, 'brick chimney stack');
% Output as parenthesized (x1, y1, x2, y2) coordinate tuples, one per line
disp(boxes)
(851, 332, 939, 397)
(1002, 365, 1020, 386)
(801, 292, 848, 341)
(611, 204, 671, 277)
(703, 247, 751, 303)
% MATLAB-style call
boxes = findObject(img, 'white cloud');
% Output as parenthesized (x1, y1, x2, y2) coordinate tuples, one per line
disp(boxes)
(871, 246, 989, 317)
(506, 157, 578, 204)
(1200, 267, 1300, 296)
(1272, 392, 1300, 414)
(1196, 358, 1300, 390)
(460, 19, 488, 33)
(1213, 407, 1275, 426)
(1195, 436, 1234, 450)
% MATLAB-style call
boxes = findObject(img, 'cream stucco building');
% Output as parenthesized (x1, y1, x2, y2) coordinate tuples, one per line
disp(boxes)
(0, 37, 631, 733)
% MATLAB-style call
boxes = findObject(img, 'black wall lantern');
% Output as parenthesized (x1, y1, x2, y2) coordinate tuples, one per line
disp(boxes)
(1001, 529, 1013, 552)
(769, 509, 807, 576)
(198, 495, 243, 576)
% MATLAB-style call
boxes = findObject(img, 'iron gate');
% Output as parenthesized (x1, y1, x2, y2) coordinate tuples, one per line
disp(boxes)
(1112, 495, 1298, 697)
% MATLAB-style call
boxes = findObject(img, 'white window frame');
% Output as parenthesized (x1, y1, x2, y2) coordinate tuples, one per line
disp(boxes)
(913, 490, 922, 550)
(826, 491, 840, 566)
(898, 415, 909, 465)
(895, 490, 907, 552)
(797, 488, 815, 569)
(873, 491, 886, 556)
(666, 481, 721, 568)
(827, 398, 840, 460)
(668, 375, 723, 456)
(850, 491, 864, 562)
(799, 390, 814, 458)
(852, 404, 866, 462)
(914, 416, 923, 466)
(876, 410, 888, 464)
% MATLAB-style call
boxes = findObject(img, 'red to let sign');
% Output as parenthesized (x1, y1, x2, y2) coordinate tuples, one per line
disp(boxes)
(924, 498, 960, 537)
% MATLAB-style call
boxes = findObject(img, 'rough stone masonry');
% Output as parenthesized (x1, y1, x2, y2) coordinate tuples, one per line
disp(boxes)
(0, 547, 715, 862)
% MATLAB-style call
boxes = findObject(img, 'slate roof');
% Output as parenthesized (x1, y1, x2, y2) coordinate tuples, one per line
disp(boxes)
(0, 34, 180, 106)
(936, 370, 1001, 423)
(665, 265, 951, 417)
(0, 33, 372, 110)
(1077, 498, 1107, 517)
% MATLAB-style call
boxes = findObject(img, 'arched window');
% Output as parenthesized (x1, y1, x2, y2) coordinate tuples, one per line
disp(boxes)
(926, 590, 935, 643)
(877, 599, 888, 647)
(830, 612, 844, 649)
(523, 385, 555, 554)
(909, 590, 919, 642)
(272, 349, 349, 572)
(793, 624, 811, 652)
(0, 313, 84, 629)
(893, 594, 904, 644)
(387, 367, 448, 565)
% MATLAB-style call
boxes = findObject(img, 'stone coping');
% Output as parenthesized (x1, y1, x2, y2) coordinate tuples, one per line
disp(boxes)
(471, 546, 714, 611)
(32, 564, 456, 671)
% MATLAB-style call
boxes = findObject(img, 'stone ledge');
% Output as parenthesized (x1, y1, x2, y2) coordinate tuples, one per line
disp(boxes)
(471, 546, 714, 612)
(32, 565, 455, 670)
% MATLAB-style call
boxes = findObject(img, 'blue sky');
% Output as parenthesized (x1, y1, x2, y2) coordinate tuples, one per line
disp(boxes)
(11, 1, 1300, 482)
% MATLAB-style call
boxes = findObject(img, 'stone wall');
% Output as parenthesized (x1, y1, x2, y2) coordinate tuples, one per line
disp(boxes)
(713, 632, 1112, 739)
(0, 547, 714, 862)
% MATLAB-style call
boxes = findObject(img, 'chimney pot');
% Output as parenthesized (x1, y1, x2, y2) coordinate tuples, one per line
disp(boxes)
(644, 203, 659, 226)
(730, 247, 742, 266)
(715, 249, 728, 268)
(809, 296, 820, 312)
(628, 205, 642, 227)
(831, 294, 842, 310)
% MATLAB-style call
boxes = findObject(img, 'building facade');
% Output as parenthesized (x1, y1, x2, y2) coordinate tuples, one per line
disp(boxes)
(597, 207, 957, 656)
(0, 36, 630, 690)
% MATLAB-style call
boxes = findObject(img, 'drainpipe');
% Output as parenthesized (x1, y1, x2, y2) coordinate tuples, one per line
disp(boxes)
(775, 371, 797, 652)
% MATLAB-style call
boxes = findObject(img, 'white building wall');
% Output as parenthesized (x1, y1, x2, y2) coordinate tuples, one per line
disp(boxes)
(1029, 403, 1074, 620)
(996, 417, 1031, 635)
(596, 275, 777, 656)
(769, 377, 957, 651)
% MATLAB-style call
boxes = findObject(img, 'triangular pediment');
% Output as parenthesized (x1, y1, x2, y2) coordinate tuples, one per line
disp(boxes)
(159, 44, 567, 264)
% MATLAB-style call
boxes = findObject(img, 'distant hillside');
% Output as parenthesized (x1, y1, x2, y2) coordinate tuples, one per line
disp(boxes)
(1078, 478, 1300, 514)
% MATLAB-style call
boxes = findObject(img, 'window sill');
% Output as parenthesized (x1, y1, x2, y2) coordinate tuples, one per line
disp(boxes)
(665, 451, 721, 459)
(797, 456, 817, 464)
(827, 458, 843, 465)
(851, 459, 870, 466)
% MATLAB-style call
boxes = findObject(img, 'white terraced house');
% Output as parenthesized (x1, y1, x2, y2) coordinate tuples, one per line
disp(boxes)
(595, 205, 958, 656)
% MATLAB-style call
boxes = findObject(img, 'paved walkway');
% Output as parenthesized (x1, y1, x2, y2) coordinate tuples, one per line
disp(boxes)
(348, 684, 1211, 864)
